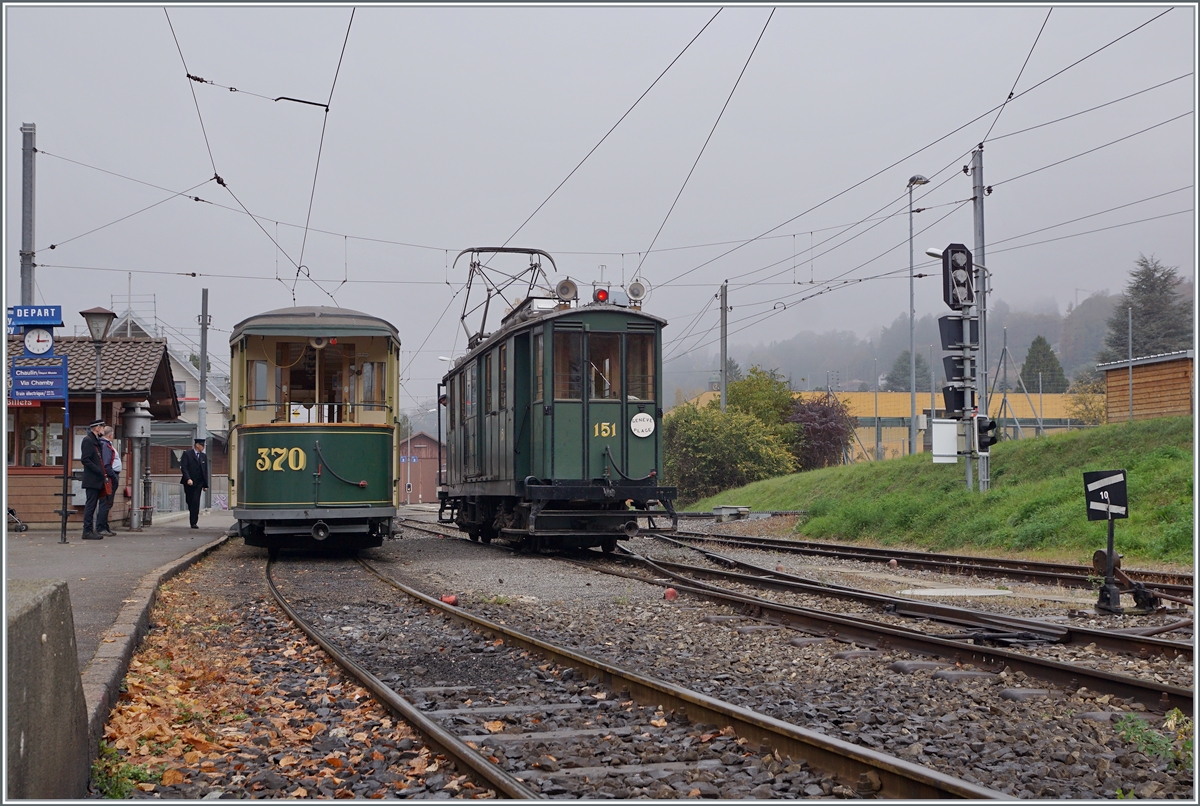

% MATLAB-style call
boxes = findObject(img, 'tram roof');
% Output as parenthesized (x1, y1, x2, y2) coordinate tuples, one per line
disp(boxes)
(230, 306, 399, 342)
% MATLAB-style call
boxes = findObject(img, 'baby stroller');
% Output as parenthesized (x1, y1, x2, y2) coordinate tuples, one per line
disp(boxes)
(8, 507, 29, 532)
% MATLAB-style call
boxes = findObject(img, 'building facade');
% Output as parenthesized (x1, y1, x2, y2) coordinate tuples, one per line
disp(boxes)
(1098, 351, 1194, 424)
(7, 335, 180, 527)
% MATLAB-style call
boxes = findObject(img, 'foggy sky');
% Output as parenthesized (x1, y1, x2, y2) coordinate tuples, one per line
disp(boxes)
(5, 3, 1196, 410)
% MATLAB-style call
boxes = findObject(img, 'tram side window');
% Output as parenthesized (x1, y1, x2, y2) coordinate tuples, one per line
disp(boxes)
(247, 360, 270, 409)
(533, 333, 544, 402)
(588, 334, 621, 400)
(498, 343, 507, 410)
(463, 364, 477, 420)
(361, 361, 385, 408)
(627, 333, 656, 401)
(484, 353, 494, 414)
(447, 377, 456, 431)
(553, 332, 582, 400)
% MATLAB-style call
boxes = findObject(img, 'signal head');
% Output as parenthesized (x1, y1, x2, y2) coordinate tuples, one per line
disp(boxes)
(593, 286, 610, 304)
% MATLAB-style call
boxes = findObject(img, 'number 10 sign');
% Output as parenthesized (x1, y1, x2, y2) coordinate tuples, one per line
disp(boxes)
(1083, 470, 1128, 521)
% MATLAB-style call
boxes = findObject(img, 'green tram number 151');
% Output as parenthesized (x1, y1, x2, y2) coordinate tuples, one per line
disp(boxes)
(255, 447, 308, 472)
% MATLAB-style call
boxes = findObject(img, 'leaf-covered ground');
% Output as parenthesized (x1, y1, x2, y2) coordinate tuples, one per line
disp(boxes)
(93, 545, 496, 799)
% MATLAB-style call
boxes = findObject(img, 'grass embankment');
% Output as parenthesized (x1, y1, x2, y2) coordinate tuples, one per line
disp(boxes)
(689, 416, 1194, 565)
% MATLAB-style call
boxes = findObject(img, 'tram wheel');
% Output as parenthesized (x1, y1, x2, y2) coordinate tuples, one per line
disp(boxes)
(601, 537, 617, 554)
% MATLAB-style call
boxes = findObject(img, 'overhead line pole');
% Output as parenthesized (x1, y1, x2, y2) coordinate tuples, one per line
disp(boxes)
(20, 123, 36, 306)
(720, 282, 728, 412)
(971, 145, 990, 491)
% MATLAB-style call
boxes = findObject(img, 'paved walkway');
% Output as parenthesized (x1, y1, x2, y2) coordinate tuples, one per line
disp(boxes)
(6, 509, 236, 669)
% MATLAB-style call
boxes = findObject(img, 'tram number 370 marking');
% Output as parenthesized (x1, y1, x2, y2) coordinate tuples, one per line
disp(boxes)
(593, 422, 617, 437)
(255, 447, 308, 472)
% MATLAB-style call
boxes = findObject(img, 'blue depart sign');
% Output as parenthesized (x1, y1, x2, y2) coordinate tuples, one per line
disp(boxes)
(9, 306, 64, 326)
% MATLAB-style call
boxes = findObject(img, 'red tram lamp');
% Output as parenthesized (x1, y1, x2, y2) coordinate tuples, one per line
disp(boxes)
(592, 286, 610, 304)
(80, 306, 117, 420)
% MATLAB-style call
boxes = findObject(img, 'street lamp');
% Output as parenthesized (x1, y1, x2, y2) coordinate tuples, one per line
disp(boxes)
(80, 306, 117, 421)
(907, 174, 928, 455)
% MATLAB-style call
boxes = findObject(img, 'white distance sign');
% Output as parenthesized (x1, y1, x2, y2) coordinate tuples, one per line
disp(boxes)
(630, 412, 655, 438)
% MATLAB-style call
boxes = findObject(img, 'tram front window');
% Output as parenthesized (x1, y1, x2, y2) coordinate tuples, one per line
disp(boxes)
(588, 334, 621, 400)
(553, 332, 582, 400)
(627, 333, 655, 401)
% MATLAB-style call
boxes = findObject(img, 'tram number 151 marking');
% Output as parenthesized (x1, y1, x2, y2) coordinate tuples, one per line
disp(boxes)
(255, 447, 308, 472)
(593, 422, 617, 438)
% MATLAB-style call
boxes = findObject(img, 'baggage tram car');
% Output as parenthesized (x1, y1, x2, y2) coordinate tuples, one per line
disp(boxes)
(228, 307, 401, 552)
(438, 247, 678, 551)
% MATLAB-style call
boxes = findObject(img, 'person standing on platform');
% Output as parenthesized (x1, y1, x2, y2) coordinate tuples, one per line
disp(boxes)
(179, 438, 209, 529)
(96, 426, 121, 536)
(79, 419, 107, 540)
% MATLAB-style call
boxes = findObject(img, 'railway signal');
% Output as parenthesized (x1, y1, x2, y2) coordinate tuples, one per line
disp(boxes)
(976, 417, 998, 452)
(1084, 470, 1129, 614)
(941, 243, 974, 310)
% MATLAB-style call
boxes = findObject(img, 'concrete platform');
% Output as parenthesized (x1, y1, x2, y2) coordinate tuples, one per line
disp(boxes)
(5, 509, 236, 765)
(6, 510, 235, 668)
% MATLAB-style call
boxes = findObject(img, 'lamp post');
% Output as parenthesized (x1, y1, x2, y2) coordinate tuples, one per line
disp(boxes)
(80, 307, 117, 421)
(907, 174, 929, 455)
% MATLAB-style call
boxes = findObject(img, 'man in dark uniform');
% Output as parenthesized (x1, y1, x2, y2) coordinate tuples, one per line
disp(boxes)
(179, 437, 209, 529)
(80, 419, 107, 539)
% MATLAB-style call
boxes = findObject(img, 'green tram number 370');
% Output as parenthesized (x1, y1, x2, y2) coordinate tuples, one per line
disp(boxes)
(255, 447, 308, 472)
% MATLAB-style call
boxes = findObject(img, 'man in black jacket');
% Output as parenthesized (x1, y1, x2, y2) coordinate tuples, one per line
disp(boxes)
(179, 438, 209, 529)
(80, 419, 107, 540)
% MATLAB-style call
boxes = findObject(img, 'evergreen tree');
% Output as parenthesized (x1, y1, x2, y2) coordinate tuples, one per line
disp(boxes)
(1019, 336, 1068, 393)
(883, 351, 931, 392)
(1098, 255, 1193, 362)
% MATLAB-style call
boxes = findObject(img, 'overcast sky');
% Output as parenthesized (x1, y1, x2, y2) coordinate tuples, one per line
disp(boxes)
(5, 3, 1196, 409)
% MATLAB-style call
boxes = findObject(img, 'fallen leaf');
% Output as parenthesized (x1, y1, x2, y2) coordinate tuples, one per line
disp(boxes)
(591, 692, 607, 700)
(161, 769, 186, 786)
(651, 718, 667, 728)
(183, 751, 201, 764)
(278, 755, 298, 767)
(136, 783, 156, 792)
(484, 721, 505, 733)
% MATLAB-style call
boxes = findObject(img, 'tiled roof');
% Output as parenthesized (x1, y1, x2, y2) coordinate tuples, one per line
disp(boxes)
(8, 335, 176, 396)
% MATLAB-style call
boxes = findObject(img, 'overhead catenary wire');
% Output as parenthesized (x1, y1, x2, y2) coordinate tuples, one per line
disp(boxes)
(636, 7, 775, 280)
(32, 64, 1187, 265)
(501, 7, 723, 248)
(982, 7, 1053, 142)
(985, 72, 1192, 144)
(164, 8, 218, 177)
(990, 111, 1193, 188)
(37, 177, 214, 252)
(656, 6, 1177, 290)
(292, 7, 355, 299)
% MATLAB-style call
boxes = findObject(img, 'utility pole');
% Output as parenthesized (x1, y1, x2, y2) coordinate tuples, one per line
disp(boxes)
(874, 358, 881, 461)
(719, 282, 728, 412)
(20, 123, 36, 305)
(970, 145, 990, 490)
(198, 289, 211, 509)
(1128, 307, 1133, 423)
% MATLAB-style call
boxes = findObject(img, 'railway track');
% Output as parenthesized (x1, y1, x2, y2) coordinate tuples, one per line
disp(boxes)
(672, 529, 1194, 600)
(266, 551, 1006, 799)
(645, 535, 1193, 660)
(395, 518, 1192, 714)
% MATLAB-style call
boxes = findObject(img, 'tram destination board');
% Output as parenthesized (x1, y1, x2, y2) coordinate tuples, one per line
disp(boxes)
(1083, 470, 1128, 521)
